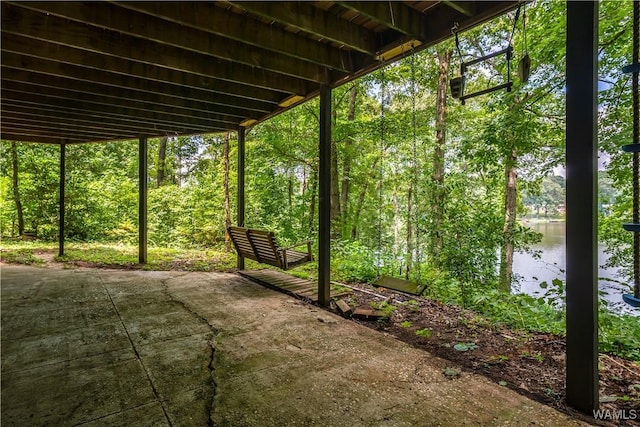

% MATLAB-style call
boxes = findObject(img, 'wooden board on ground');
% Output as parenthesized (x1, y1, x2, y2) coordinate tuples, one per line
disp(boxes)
(352, 307, 387, 321)
(238, 269, 350, 303)
(335, 299, 353, 317)
(373, 275, 425, 295)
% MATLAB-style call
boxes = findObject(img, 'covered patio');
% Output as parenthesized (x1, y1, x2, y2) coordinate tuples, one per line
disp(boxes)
(1, 264, 589, 426)
(1, 1, 601, 415)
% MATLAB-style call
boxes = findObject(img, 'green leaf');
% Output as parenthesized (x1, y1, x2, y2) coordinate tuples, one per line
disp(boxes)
(443, 367, 460, 378)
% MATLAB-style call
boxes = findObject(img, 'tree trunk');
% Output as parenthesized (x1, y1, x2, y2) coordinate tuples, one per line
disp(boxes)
(405, 183, 413, 279)
(340, 85, 357, 236)
(223, 132, 231, 252)
(330, 140, 341, 238)
(430, 49, 451, 266)
(392, 184, 401, 273)
(329, 98, 342, 238)
(10, 142, 24, 237)
(350, 158, 378, 240)
(288, 166, 294, 209)
(499, 147, 518, 292)
(176, 147, 182, 188)
(302, 165, 308, 196)
(309, 165, 318, 234)
(157, 136, 168, 187)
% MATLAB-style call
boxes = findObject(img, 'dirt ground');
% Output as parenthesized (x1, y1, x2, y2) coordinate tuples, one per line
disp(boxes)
(0, 263, 598, 426)
(336, 283, 640, 426)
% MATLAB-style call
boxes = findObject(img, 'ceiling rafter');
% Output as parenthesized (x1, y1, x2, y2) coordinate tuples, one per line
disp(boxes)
(3, 109, 187, 136)
(1, 4, 317, 94)
(2, 100, 217, 134)
(0, 1, 519, 144)
(9, 1, 332, 84)
(2, 95, 242, 135)
(112, 1, 360, 73)
(1, 129, 121, 144)
(1, 47, 288, 106)
(2, 91, 236, 131)
(226, 1, 379, 55)
(336, 1, 426, 39)
(2, 72, 267, 120)
(3, 104, 199, 134)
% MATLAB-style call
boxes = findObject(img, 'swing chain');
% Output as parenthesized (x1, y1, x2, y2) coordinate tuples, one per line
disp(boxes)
(451, 22, 465, 74)
(377, 66, 386, 275)
(410, 48, 422, 285)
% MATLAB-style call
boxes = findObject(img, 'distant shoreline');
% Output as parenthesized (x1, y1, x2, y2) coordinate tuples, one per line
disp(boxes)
(521, 218, 565, 224)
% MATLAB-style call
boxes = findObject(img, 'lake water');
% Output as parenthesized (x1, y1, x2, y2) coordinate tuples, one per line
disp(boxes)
(513, 220, 638, 316)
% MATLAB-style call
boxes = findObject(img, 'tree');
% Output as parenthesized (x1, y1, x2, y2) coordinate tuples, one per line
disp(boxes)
(10, 142, 24, 236)
(430, 48, 451, 266)
(223, 132, 231, 252)
(156, 136, 169, 187)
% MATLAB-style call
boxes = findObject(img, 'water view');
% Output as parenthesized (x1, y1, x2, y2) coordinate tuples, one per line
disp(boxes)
(513, 220, 638, 316)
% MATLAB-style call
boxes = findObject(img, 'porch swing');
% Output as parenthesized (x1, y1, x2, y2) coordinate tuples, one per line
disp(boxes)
(371, 53, 426, 296)
(450, 3, 530, 104)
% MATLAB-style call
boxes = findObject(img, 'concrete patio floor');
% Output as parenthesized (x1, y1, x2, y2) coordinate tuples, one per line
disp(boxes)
(1, 265, 590, 426)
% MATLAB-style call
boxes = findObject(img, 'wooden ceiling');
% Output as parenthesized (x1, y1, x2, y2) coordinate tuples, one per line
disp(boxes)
(1, 1, 518, 144)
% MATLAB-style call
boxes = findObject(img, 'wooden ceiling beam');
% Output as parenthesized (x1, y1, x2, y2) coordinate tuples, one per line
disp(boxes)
(1, 72, 266, 120)
(0, 128, 121, 144)
(335, 1, 426, 39)
(1, 91, 237, 132)
(1, 121, 136, 139)
(12, 1, 332, 83)
(1, 4, 316, 94)
(111, 1, 358, 73)
(227, 1, 379, 55)
(0, 101, 200, 135)
(2, 107, 196, 136)
(1, 100, 218, 134)
(1, 132, 89, 144)
(2, 82, 247, 125)
(0, 46, 287, 106)
(421, 1, 518, 41)
(4, 61, 275, 114)
(443, 1, 477, 17)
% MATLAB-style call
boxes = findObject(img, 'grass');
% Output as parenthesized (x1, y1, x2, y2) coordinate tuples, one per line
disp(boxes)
(1, 240, 236, 271)
(0, 248, 46, 265)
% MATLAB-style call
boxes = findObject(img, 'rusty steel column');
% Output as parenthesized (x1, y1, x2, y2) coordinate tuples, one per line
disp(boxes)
(237, 126, 246, 270)
(565, 0, 599, 414)
(58, 142, 66, 257)
(318, 84, 332, 307)
(139, 137, 148, 264)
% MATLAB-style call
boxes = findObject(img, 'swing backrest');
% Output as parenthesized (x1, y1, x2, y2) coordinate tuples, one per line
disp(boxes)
(228, 226, 284, 269)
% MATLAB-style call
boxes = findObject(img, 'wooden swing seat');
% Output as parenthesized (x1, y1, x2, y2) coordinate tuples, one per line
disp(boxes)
(373, 275, 425, 295)
(227, 226, 313, 271)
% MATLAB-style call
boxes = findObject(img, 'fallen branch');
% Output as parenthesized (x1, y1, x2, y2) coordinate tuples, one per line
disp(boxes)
(600, 353, 640, 377)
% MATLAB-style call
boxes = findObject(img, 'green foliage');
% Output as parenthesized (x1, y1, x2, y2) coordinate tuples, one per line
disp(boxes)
(369, 300, 397, 316)
(4, 241, 235, 272)
(333, 240, 379, 283)
(415, 328, 432, 339)
(404, 299, 421, 312)
(1, 1, 638, 364)
(454, 342, 478, 352)
(521, 351, 544, 362)
(470, 288, 565, 334)
(0, 248, 45, 265)
(599, 309, 640, 362)
(442, 367, 460, 378)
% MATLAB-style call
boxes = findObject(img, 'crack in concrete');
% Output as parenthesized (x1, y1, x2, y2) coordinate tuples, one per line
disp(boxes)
(159, 276, 220, 427)
(96, 271, 174, 427)
(207, 340, 217, 427)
